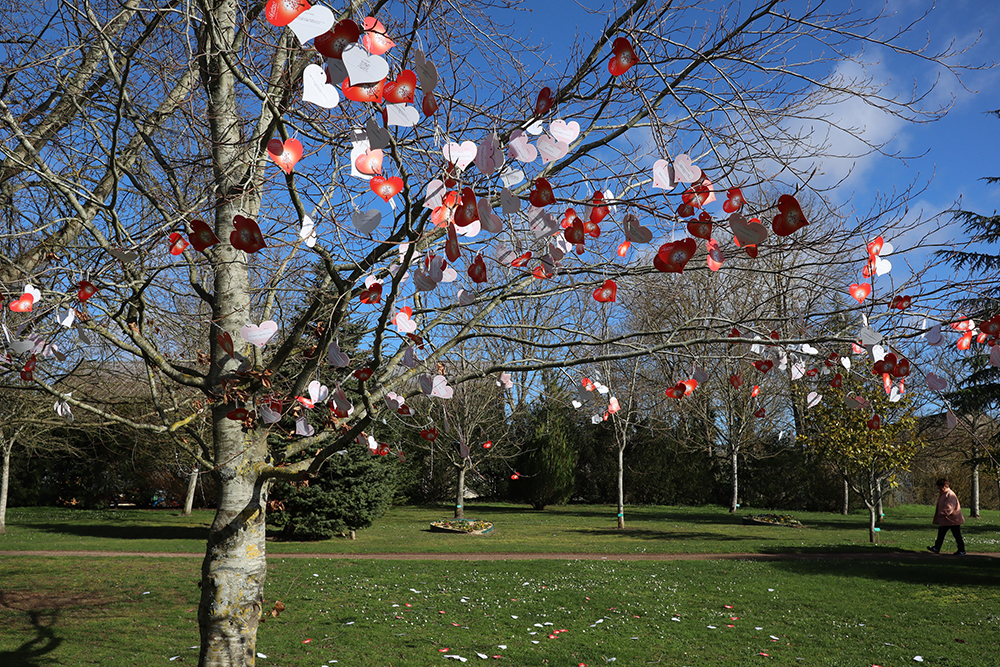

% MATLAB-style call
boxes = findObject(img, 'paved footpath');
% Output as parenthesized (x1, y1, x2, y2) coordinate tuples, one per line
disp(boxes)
(1, 550, 993, 560)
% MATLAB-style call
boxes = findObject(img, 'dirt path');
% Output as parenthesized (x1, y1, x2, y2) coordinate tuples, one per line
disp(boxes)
(0, 550, 991, 560)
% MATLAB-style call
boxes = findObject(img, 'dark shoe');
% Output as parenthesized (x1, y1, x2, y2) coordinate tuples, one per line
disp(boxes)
(927, 546, 940, 553)
(955, 551, 967, 556)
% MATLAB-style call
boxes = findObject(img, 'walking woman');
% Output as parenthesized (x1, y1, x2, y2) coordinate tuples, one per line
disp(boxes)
(928, 478, 966, 556)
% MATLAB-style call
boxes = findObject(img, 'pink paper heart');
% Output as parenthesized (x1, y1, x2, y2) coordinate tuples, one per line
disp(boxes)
(240, 320, 278, 348)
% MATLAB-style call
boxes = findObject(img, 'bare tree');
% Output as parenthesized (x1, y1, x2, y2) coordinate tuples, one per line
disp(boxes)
(0, 1, 975, 664)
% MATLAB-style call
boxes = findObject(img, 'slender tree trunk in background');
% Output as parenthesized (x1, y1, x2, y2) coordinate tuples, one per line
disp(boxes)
(0, 439, 11, 534)
(867, 504, 877, 543)
(184, 466, 199, 516)
(617, 446, 625, 529)
(876, 479, 883, 524)
(841, 477, 849, 515)
(729, 449, 739, 513)
(455, 465, 466, 519)
(970, 451, 980, 518)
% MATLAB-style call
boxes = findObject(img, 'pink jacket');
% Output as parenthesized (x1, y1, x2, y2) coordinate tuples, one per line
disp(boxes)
(933, 488, 965, 526)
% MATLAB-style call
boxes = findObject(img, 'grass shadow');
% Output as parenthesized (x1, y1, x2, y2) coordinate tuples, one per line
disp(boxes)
(568, 527, 770, 542)
(0, 595, 63, 667)
(768, 554, 1000, 586)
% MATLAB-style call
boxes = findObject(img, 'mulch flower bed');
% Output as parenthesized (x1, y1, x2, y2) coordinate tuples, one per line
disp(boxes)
(430, 519, 494, 535)
(742, 513, 804, 527)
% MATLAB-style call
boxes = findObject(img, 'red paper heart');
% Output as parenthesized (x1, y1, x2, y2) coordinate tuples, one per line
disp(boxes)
(188, 219, 220, 251)
(753, 359, 774, 374)
(682, 379, 698, 396)
(341, 77, 385, 103)
(751, 384, 761, 398)
(77, 280, 97, 302)
(866, 235, 884, 258)
(9, 294, 33, 312)
(849, 283, 871, 304)
(676, 203, 695, 218)
(468, 254, 488, 284)
(729, 374, 743, 388)
(593, 279, 617, 303)
(354, 367, 373, 381)
(529, 178, 555, 207)
(772, 194, 808, 236)
(354, 149, 383, 175)
(361, 17, 395, 56)
(893, 357, 911, 378)
(754, 407, 766, 418)
(511, 472, 520, 480)
(588, 192, 609, 224)
(653, 238, 696, 273)
(227, 407, 250, 422)
(422, 90, 438, 116)
(218, 332, 235, 357)
(687, 221, 712, 240)
(267, 137, 303, 174)
(20, 370, 33, 381)
(231, 215, 266, 253)
(454, 187, 479, 227)
(608, 37, 638, 76)
(168, 231, 189, 255)
(681, 181, 712, 209)
(482, 440, 492, 449)
(958, 331, 973, 350)
(535, 87, 554, 116)
(617, 240, 630, 257)
(665, 382, 687, 399)
(890, 295, 912, 310)
(370, 175, 403, 202)
(445, 224, 461, 262)
(830, 373, 843, 388)
(315, 19, 360, 58)
(867, 414, 881, 430)
(384, 70, 416, 104)
(420, 428, 439, 442)
(511, 252, 532, 267)
(565, 219, 586, 245)
(264, 0, 310, 27)
(532, 264, 553, 280)
(722, 188, 744, 213)
(359, 282, 382, 304)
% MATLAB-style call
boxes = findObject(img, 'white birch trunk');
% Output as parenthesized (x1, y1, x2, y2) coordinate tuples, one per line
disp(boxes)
(455, 465, 466, 519)
(0, 439, 11, 534)
(616, 446, 625, 529)
(184, 465, 199, 516)
(729, 449, 739, 513)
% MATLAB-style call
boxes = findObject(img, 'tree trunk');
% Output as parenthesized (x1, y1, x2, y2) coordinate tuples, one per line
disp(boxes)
(616, 445, 625, 529)
(455, 465, 466, 519)
(841, 477, 849, 515)
(729, 449, 738, 513)
(184, 465, 199, 516)
(198, 421, 269, 667)
(970, 453, 980, 518)
(0, 440, 11, 534)
(867, 505, 877, 543)
(875, 479, 883, 524)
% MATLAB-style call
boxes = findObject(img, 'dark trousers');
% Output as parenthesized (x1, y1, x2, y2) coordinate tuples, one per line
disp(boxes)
(934, 525, 965, 552)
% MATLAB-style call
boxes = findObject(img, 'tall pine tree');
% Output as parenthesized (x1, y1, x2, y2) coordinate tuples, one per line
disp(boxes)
(513, 376, 578, 510)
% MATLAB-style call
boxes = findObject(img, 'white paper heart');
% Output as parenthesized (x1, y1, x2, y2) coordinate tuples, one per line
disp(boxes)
(57, 308, 76, 327)
(385, 103, 419, 127)
(497, 372, 513, 389)
(327, 339, 350, 367)
(299, 215, 317, 247)
(457, 289, 475, 306)
(874, 256, 892, 276)
(54, 397, 74, 423)
(475, 133, 502, 177)
(352, 209, 381, 234)
(925, 372, 948, 391)
(870, 344, 886, 362)
(349, 131, 371, 181)
(806, 391, 822, 408)
(414, 50, 438, 92)
(623, 214, 652, 243)
(528, 207, 558, 240)
(23, 284, 41, 303)
(288, 5, 335, 44)
(365, 117, 390, 150)
(880, 241, 894, 256)
(693, 366, 708, 384)
(651, 159, 676, 190)
(419, 373, 454, 399)
(455, 216, 482, 237)
(858, 326, 882, 346)
(308, 380, 329, 404)
(924, 323, 943, 346)
(801, 344, 819, 355)
(840, 356, 851, 370)
(549, 119, 580, 144)
(500, 188, 520, 215)
(76, 324, 91, 344)
(673, 153, 702, 183)
(342, 43, 389, 86)
(260, 402, 282, 424)
(443, 141, 477, 172)
(108, 248, 138, 263)
(946, 409, 958, 429)
(499, 165, 525, 188)
(508, 130, 537, 163)
(394, 310, 417, 333)
(302, 63, 340, 108)
(421, 179, 445, 210)
(730, 213, 768, 246)
(330, 384, 353, 417)
(240, 320, 278, 348)
(526, 119, 544, 135)
(888, 385, 903, 402)
(295, 415, 315, 437)
(536, 134, 569, 164)
(10, 339, 34, 354)
(477, 198, 502, 234)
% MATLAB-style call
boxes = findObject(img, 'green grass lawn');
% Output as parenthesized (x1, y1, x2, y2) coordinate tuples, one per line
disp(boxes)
(2, 503, 999, 555)
(2, 555, 998, 666)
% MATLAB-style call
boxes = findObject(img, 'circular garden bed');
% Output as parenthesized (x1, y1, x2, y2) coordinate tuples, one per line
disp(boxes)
(430, 518, 494, 535)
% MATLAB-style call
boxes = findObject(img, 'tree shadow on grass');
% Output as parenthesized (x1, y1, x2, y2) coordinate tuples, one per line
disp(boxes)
(568, 527, 775, 542)
(0, 597, 63, 667)
(19, 522, 208, 541)
(767, 554, 1000, 586)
